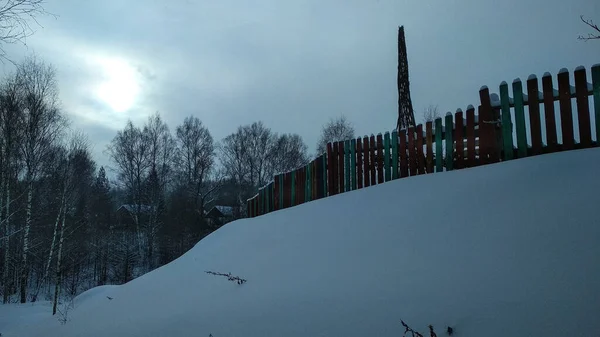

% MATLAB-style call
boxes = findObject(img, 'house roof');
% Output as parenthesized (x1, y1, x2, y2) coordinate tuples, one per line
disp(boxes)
(118, 204, 155, 214)
(206, 205, 235, 218)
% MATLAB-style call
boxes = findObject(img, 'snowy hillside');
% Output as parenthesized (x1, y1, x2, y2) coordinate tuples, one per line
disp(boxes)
(4, 148, 600, 337)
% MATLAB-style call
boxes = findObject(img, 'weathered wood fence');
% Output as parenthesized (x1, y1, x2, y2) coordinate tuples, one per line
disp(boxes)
(247, 64, 600, 217)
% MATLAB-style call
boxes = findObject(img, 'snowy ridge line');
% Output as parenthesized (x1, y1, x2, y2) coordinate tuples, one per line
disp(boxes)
(247, 64, 600, 217)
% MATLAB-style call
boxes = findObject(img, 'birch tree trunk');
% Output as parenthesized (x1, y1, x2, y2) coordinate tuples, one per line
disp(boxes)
(20, 180, 33, 303)
(37, 192, 64, 297)
(3, 178, 10, 303)
(52, 207, 66, 315)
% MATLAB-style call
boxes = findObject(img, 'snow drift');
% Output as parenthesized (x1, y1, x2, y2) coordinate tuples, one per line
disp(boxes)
(4, 148, 600, 337)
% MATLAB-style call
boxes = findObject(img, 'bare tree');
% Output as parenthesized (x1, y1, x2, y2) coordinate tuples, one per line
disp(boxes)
(175, 116, 216, 216)
(422, 104, 441, 123)
(16, 55, 65, 303)
(269, 133, 309, 174)
(316, 115, 355, 155)
(106, 120, 151, 273)
(0, 1, 52, 60)
(579, 16, 600, 41)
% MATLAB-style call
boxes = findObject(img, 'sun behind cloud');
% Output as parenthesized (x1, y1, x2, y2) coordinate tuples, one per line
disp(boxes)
(92, 55, 141, 113)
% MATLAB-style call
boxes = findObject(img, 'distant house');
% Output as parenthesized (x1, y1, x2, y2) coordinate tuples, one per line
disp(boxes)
(205, 205, 238, 225)
(116, 204, 155, 227)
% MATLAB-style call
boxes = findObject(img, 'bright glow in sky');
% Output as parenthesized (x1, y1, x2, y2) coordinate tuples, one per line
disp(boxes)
(92, 56, 140, 113)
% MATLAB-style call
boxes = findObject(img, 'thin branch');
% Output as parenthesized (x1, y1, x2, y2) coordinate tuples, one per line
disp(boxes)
(578, 15, 600, 41)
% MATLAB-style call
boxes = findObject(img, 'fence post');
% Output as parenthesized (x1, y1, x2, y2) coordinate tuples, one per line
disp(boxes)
(416, 124, 424, 174)
(557, 68, 574, 150)
(513, 78, 528, 158)
(350, 139, 357, 190)
(454, 110, 464, 169)
(384, 132, 391, 181)
(369, 135, 377, 186)
(466, 106, 476, 167)
(376, 134, 384, 184)
(445, 113, 454, 171)
(527, 75, 543, 155)
(593, 64, 600, 143)
(408, 127, 416, 176)
(499, 81, 514, 160)
(435, 118, 443, 172)
(338, 141, 345, 193)
(322, 154, 328, 197)
(345, 140, 351, 191)
(574, 66, 592, 147)
(391, 130, 399, 179)
(479, 86, 499, 164)
(399, 129, 408, 177)
(357, 137, 364, 188)
(425, 122, 433, 173)
(542, 73, 558, 152)
(363, 136, 370, 187)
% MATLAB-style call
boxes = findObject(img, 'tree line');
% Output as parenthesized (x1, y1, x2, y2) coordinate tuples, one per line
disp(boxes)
(0, 56, 355, 312)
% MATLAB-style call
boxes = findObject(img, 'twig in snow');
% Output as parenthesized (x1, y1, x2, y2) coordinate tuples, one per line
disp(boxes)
(205, 270, 247, 285)
(429, 325, 438, 337)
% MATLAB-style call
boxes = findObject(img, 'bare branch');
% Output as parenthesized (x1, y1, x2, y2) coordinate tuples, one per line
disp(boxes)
(578, 15, 600, 41)
(0, 0, 54, 61)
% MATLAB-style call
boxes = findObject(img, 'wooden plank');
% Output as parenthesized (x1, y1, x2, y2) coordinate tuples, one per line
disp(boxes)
(350, 139, 357, 190)
(384, 132, 391, 181)
(376, 134, 384, 183)
(290, 171, 296, 206)
(322, 154, 328, 197)
(399, 129, 409, 177)
(297, 168, 304, 205)
(363, 136, 371, 187)
(557, 69, 574, 150)
(391, 130, 399, 179)
(513, 79, 528, 158)
(306, 163, 311, 202)
(416, 125, 425, 174)
(369, 135, 377, 185)
(527, 75, 543, 155)
(479, 86, 498, 164)
(435, 118, 443, 172)
(454, 110, 464, 169)
(574, 66, 592, 147)
(326, 143, 335, 196)
(344, 140, 351, 191)
(466, 106, 476, 167)
(338, 141, 345, 193)
(445, 113, 454, 171)
(254, 195, 258, 216)
(542, 73, 558, 152)
(499, 81, 514, 160)
(593, 64, 600, 143)
(333, 142, 340, 194)
(312, 161, 317, 200)
(425, 121, 433, 173)
(273, 175, 280, 210)
(356, 137, 364, 188)
(408, 127, 416, 176)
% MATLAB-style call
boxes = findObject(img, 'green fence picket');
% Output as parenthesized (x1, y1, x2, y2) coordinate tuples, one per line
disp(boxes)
(445, 114, 454, 171)
(593, 64, 600, 143)
(290, 171, 296, 206)
(513, 79, 528, 157)
(435, 118, 443, 172)
(500, 81, 515, 160)
(384, 132, 391, 181)
(350, 139, 357, 190)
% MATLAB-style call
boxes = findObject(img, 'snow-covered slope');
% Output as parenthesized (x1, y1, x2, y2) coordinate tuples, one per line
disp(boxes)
(5, 148, 600, 337)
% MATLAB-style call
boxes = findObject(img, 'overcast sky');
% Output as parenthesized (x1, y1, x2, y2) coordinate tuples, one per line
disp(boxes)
(2, 0, 599, 170)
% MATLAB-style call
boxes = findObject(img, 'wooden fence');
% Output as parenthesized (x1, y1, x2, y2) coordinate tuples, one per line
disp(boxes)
(247, 64, 600, 217)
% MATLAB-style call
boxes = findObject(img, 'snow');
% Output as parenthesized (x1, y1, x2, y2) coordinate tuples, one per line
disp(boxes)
(512, 77, 521, 84)
(445, 111, 452, 116)
(558, 67, 569, 74)
(527, 74, 537, 80)
(4, 148, 600, 337)
(500, 81, 507, 86)
(467, 104, 474, 110)
(594, 63, 600, 69)
(480, 85, 488, 90)
(543, 72, 552, 77)
(575, 65, 585, 71)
